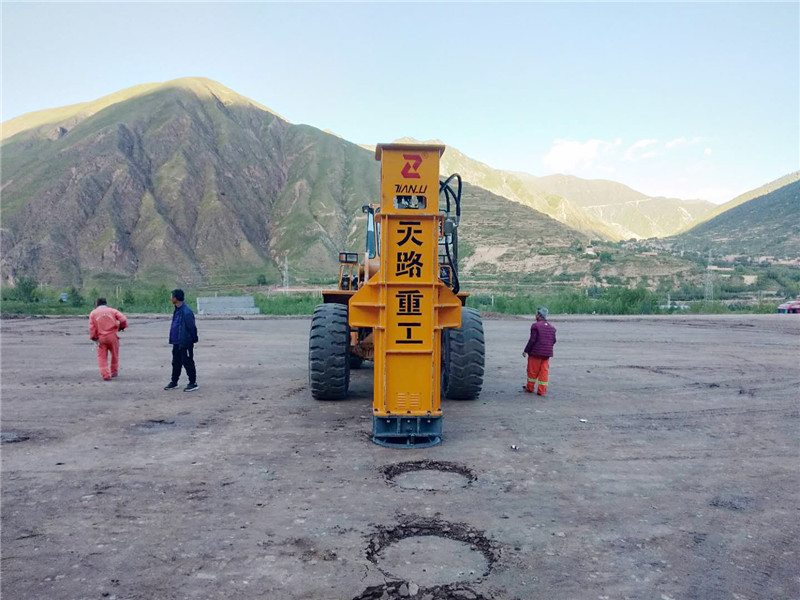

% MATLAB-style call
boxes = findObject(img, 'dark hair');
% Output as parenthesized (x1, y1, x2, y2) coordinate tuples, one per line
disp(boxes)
(171, 289, 185, 301)
(96, 297, 107, 306)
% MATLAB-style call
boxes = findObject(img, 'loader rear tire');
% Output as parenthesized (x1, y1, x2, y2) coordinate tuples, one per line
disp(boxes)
(443, 307, 485, 400)
(349, 355, 364, 369)
(309, 303, 350, 400)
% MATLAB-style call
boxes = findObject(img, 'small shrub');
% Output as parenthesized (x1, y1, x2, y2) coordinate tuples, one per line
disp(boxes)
(69, 287, 86, 307)
(13, 277, 39, 302)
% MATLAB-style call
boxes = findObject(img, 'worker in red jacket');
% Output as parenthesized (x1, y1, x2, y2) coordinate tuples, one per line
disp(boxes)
(522, 307, 557, 396)
(89, 297, 128, 381)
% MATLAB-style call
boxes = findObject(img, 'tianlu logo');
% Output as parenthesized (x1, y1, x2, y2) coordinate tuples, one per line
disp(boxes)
(401, 154, 422, 179)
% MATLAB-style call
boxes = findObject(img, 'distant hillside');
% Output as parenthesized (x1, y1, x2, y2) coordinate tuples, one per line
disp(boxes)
(0, 78, 284, 142)
(673, 179, 800, 258)
(520, 173, 715, 239)
(0, 77, 705, 291)
(397, 142, 716, 240)
(1, 78, 377, 286)
(678, 170, 800, 233)
(2, 78, 611, 288)
(455, 181, 695, 289)
(391, 139, 628, 241)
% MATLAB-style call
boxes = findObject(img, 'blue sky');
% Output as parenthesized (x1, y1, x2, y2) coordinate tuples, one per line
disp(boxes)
(2, 2, 798, 203)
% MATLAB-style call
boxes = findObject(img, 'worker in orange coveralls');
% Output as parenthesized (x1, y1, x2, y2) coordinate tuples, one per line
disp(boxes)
(89, 297, 128, 381)
(522, 307, 556, 396)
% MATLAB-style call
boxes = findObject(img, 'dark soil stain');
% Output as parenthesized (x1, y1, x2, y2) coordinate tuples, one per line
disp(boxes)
(382, 460, 477, 485)
(132, 417, 196, 433)
(366, 516, 499, 574)
(352, 582, 492, 600)
(710, 494, 757, 512)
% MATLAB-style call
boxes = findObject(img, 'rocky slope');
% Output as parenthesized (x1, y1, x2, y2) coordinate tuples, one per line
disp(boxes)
(2, 77, 773, 291)
(677, 170, 800, 233)
(435, 144, 628, 241)
(524, 174, 715, 239)
(1, 78, 378, 287)
(453, 182, 694, 290)
(672, 179, 800, 258)
(396, 139, 715, 241)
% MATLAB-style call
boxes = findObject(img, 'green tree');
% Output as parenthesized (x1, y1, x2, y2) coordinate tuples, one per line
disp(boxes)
(13, 277, 38, 302)
(123, 289, 136, 305)
(69, 287, 85, 307)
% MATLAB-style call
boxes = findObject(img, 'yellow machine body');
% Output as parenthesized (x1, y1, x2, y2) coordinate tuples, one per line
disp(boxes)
(349, 143, 462, 446)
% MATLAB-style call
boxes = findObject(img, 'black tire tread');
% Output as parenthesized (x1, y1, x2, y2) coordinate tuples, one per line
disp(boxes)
(444, 307, 485, 400)
(309, 304, 350, 400)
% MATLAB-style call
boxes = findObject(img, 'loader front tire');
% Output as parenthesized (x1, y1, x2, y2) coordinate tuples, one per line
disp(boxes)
(443, 307, 485, 400)
(442, 307, 486, 400)
(309, 304, 350, 400)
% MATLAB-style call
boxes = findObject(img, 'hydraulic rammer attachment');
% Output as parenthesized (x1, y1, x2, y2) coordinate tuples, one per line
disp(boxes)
(349, 143, 462, 447)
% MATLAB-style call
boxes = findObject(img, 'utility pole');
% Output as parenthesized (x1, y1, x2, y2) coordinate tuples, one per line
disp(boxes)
(282, 255, 289, 290)
(705, 249, 713, 304)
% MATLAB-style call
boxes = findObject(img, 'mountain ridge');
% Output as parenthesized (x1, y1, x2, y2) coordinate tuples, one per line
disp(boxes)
(4, 78, 611, 288)
(1, 79, 373, 286)
(390, 138, 716, 240)
(2, 77, 794, 291)
(677, 170, 800, 234)
(515, 172, 715, 239)
(670, 178, 800, 258)
(1, 77, 285, 142)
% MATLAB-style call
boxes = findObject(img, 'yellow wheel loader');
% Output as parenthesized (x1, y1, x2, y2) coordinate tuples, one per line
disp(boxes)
(308, 143, 485, 447)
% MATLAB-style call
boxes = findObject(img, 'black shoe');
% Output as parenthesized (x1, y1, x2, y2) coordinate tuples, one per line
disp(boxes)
(164, 381, 179, 390)
(184, 382, 199, 392)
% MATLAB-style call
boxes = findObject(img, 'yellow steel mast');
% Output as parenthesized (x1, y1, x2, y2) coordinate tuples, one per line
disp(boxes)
(349, 143, 462, 447)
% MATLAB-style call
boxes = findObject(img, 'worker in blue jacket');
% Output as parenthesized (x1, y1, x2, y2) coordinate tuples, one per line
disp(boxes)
(164, 289, 199, 392)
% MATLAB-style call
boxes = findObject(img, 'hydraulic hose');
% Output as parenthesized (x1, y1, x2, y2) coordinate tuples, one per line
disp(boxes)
(439, 173, 462, 294)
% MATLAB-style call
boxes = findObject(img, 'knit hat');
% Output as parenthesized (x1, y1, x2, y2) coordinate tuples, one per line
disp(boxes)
(536, 307, 549, 319)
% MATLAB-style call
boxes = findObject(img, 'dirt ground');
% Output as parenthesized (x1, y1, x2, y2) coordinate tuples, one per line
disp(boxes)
(1, 314, 798, 600)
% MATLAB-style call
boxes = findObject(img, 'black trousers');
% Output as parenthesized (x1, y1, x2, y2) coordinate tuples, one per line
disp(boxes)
(171, 344, 196, 384)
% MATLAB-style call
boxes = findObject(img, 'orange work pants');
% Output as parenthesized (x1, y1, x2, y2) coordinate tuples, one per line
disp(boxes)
(526, 356, 550, 396)
(97, 334, 120, 380)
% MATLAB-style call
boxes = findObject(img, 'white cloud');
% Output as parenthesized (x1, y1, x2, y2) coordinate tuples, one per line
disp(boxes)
(666, 137, 686, 149)
(542, 138, 620, 172)
(623, 139, 658, 161)
(535, 135, 727, 203)
(666, 136, 704, 149)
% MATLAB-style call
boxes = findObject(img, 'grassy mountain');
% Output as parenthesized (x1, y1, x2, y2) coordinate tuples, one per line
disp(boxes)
(395, 141, 715, 240)
(1, 78, 284, 143)
(672, 178, 800, 258)
(677, 170, 800, 233)
(517, 173, 715, 239)
(391, 139, 629, 241)
(454, 182, 695, 290)
(1, 78, 378, 287)
(0, 77, 704, 292)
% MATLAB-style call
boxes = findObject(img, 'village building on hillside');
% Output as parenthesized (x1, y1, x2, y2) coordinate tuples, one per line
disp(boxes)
(742, 275, 758, 286)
